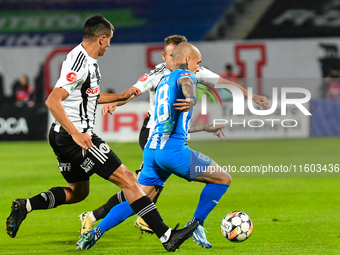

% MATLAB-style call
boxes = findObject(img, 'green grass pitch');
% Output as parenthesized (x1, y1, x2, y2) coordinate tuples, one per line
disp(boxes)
(0, 138, 340, 254)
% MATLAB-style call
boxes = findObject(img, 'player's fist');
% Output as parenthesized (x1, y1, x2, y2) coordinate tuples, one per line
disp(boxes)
(125, 87, 141, 97)
(253, 94, 269, 109)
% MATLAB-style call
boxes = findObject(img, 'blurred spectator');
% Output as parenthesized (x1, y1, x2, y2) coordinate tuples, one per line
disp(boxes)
(12, 75, 35, 107)
(323, 67, 340, 99)
(219, 63, 244, 101)
(220, 63, 239, 83)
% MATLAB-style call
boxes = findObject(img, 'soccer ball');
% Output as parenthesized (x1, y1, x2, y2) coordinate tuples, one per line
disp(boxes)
(221, 211, 253, 242)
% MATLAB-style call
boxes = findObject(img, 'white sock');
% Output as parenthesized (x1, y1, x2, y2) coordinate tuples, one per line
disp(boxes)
(26, 199, 32, 213)
(89, 211, 96, 221)
(160, 228, 172, 243)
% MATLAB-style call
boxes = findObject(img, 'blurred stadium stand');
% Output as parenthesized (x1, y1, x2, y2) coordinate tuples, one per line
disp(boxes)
(247, 0, 340, 39)
(205, 0, 275, 40)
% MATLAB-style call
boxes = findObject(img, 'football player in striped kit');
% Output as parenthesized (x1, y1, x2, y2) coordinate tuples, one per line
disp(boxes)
(6, 15, 198, 252)
(79, 35, 268, 247)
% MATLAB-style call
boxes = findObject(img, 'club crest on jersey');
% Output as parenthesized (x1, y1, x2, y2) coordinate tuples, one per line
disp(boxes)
(86, 86, 100, 95)
(181, 72, 192, 76)
(99, 143, 110, 154)
(66, 72, 77, 83)
(139, 74, 148, 82)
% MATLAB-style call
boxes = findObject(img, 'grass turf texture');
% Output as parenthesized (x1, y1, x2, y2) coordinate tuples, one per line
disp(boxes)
(0, 138, 339, 254)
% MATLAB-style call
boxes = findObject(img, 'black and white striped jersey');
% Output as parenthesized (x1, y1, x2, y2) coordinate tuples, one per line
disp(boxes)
(53, 44, 101, 135)
(133, 62, 220, 130)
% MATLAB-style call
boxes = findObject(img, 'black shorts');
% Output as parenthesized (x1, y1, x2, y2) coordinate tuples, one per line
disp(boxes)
(139, 114, 151, 150)
(48, 124, 122, 183)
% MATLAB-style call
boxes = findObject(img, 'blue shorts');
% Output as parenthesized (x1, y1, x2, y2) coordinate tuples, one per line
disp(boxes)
(138, 146, 213, 186)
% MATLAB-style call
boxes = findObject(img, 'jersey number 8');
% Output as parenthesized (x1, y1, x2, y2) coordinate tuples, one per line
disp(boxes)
(157, 84, 170, 123)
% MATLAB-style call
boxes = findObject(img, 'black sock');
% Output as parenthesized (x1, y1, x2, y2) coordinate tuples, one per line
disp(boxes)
(153, 186, 164, 204)
(93, 191, 126, 220)
(130, 196, 169, 239)
(29, 187, 66, 210)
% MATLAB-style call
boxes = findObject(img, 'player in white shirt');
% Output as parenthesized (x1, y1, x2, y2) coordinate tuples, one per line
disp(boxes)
(6, 16, 198, 252)
(79, 35, 269, 247)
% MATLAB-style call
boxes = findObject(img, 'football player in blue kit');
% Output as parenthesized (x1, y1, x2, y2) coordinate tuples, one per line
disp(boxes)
(76, 42, 232, 249)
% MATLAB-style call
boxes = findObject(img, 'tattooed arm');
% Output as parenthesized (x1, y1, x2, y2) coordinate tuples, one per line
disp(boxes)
(189, 123, 225, 139)
(174, 77, 196, 112)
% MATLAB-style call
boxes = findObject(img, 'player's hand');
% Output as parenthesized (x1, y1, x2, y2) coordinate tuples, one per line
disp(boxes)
(71, 131, 93, 152)
(253, 95, 269, 109)
(205, 124, 225, 139)
(120, 87, 141, 100)
(127, 87, 141, 97)
(173, 98, 192, 112)
(101, 103, 117, 115)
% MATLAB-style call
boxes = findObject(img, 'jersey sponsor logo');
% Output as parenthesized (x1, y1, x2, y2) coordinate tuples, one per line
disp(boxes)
(162, 122, 174, 132)
(139, 74, 148, 82)
(81, 157, 95, 173)
(86, 86, 100, 95)
(181, 72, 192, 76)
(66, 72, 77, 83)
(58, 162, 71, 172)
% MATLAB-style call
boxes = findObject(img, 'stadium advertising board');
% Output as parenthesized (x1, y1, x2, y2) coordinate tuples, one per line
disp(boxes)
(2, 38, 339, 140)
(0, 0, 230, 46)
(0, 9, 146, 46)
(311, 99, 340, 136)
(0, 105, 48, 141)
(0, 38, 333, 99)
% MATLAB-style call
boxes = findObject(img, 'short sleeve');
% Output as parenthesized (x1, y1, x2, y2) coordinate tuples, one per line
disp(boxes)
(177, 70, 197, 87)
(196, 66, 220, 87)
(54, 52, 88, 94)
(133, 73, 154, 94)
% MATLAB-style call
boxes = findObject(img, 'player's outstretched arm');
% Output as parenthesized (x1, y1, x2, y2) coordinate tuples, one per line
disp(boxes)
(101, 94, 137, 115)
(189, 123, 225, 139)
(175, 77, 196, 112)
(218, 77, 269, 109)
(98, 87, 140, 104)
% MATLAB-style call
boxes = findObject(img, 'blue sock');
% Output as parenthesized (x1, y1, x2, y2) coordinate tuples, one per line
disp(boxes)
(97, 201, 135, 233)
(193, 183, 229, 226)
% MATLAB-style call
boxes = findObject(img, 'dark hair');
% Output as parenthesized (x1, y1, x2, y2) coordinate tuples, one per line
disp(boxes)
(164, 35, 187, 52)
(83, 15, 114, 41)
(225, 64, 233, 70)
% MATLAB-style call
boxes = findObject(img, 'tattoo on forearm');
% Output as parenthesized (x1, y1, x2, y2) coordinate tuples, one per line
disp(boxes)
(189, 123, 207, 132)
(180, 78, 195, 98)
(180, 78, 197, 109)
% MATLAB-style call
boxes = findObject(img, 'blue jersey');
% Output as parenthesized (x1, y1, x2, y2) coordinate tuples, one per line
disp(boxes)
(146, 69, 197, 150)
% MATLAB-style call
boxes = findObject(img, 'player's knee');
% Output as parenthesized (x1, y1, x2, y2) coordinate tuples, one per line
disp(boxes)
(69, 184, 89, 202)
(76, 192, 89, 202)
(212, 175, 232, 185)
(121, 168, 139, 189)
(222, 175, 232, 185)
